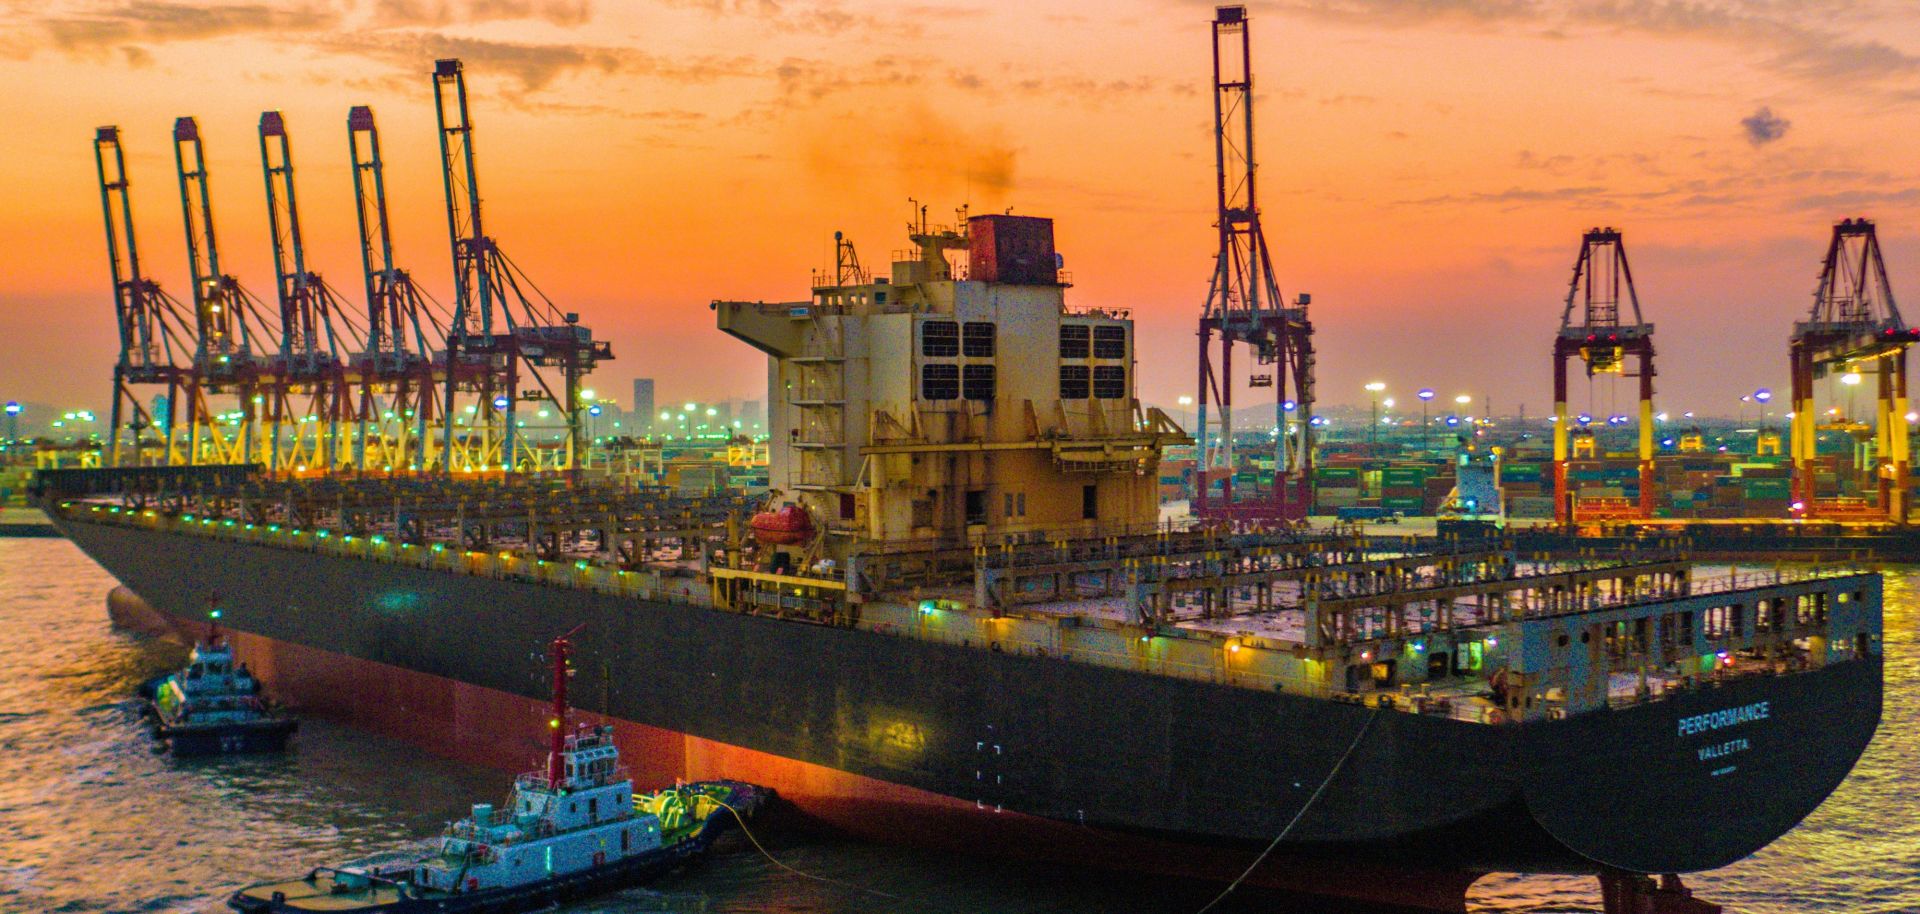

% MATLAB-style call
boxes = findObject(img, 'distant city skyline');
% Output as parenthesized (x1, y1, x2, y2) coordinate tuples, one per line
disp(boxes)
(1, 2, 1917, 418)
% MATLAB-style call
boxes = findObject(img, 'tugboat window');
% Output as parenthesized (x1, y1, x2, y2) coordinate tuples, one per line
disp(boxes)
(1093, 324, 1127, 359)
(1092, 365, 1126, 399)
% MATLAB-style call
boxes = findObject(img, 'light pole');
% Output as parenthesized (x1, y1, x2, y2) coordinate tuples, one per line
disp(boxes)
(1177, 395, 1195, 432)
(2, 401, 18, 445)
(1365, 382, 1386, 447)
(1416, 389, 1435, 453)
(1454, 395, 1471, 436)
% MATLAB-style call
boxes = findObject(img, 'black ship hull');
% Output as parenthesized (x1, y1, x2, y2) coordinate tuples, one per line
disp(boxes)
(58, 517, 1881, 910)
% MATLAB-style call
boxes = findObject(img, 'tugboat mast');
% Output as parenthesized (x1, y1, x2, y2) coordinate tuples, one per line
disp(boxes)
(547, 626, 582, 787)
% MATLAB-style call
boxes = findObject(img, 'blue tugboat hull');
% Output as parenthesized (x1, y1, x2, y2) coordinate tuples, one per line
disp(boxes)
(227, 784, 766, 914)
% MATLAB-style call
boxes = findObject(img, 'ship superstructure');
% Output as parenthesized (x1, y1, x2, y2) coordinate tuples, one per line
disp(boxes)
(718, 211, 1184, 559)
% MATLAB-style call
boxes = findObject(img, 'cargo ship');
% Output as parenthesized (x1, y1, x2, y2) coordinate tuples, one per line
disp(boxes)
(40, 213, 1882, 913)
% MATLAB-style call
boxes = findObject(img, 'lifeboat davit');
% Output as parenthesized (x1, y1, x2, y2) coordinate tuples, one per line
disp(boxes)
(749, 504, 814, 545)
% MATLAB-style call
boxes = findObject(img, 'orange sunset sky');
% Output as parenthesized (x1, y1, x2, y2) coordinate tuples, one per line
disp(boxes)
(3, 0, 1919, 418)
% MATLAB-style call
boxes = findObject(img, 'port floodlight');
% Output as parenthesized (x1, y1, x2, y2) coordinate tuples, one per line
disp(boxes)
(1841, 372, 1862, 386)
(3, 402, 18, 415)
(1454, 395, 1470, 405)
(1282, 399, 1297, 411)
(493, 396, 511, 410)
(1176, 395, 1194, 406)
(1754, 389, 1772, 403)
(1383, 398, 1395, 408)
(1417, 389, 1435, 401)
(684, 402, 697, 411)
(1908, 412, 1919, 423)
(582, 388, 596, 400)
(1364, 382, 1386, 392)
(588, 405, 603, 417)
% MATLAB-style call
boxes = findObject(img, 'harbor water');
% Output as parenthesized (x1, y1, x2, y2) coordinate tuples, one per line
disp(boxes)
(1, 537, 1912, 914)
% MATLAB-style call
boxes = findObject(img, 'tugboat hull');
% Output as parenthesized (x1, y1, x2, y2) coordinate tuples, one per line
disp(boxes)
(157, 716, 299, 755)
(229, 784, 767, 914)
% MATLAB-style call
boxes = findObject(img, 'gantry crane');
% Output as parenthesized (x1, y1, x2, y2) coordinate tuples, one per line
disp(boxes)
(432, 58, 612, 475)
(260, 110, 361, 472)
(1193, 5, 1315, 522)
(1791, 218, 1912, 522)
(349, 104, 450, 473)
(174, 116, 273, 465)
(1553, 228, 1657, 523)
(96, 126, 195, 466)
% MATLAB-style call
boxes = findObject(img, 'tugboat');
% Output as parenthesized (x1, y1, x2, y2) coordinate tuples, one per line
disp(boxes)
(140, 607, 296, 755)
(227, 633, 769, 913)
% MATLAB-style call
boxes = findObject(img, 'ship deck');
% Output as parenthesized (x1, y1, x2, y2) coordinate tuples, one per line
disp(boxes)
(35, 469, 1884, 727)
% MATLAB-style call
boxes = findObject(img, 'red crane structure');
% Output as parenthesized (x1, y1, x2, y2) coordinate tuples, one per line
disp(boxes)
(349, 105, 452, 473)
(1193, 5, 1315, 522)
(259, 110, 362, 473)
(96, 126, 195, 467)
(173, 116, 274, 467)
(432, 58, 612, 475)
(1553, 228, 1657, 524)
(1790, 218, 1913, 522)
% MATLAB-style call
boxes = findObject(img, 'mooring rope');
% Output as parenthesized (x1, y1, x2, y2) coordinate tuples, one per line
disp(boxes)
(1191, 707, 1383, 914)
(712, 798, 904, 903)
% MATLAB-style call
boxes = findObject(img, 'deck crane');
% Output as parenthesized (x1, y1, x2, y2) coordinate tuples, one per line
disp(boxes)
(1552, 228, 1657, 524)
(1790, 218, 1912, 522)
(96, 126, 195, 466)
(431, 58, 612, 475)
(1193, 5, 1315, 522)
(175, 116, 273, 465)
(350, 104, 446, 472)
(259, 110, 360, 472)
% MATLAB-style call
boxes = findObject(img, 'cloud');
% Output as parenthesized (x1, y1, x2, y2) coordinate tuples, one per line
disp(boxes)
(27, 2, 339, 58)
(367, 0, 593, 28)
(1275, 0, 1543, 28)
(319, 32, 756, 92)
(1739, 105, 1790, 145)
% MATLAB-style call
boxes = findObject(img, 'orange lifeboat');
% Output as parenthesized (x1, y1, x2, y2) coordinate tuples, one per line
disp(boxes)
(749, 504, 814, 545)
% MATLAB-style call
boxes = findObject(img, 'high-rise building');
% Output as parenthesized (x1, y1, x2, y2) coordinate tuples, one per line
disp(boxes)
(631, 379, 655, 435)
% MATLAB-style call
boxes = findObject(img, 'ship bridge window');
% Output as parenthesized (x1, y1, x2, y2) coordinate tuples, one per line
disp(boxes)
(921, 321, 959, 357)
(1093, 324, 1128, 359)
(1059, 365, 1090, 400)
(1093, 365, 1126, 399)
(963, 322, 996, 357)
(963, 364, 996, 401)
(1060, 324, 1090, 359)
(921, 363, 960, 401)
